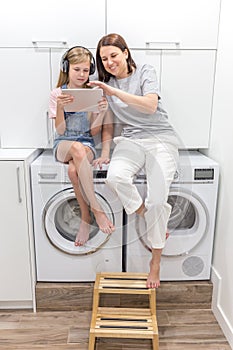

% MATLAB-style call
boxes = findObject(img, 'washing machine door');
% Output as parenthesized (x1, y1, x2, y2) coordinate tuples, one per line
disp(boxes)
(43, 188, 114, 255)
(136, 187, 209, 256)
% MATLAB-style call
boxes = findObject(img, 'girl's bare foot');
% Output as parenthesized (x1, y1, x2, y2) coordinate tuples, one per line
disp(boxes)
(93, 210, 115, 234)
(75, 220, 90, 246)
(146, 259, 160, 289)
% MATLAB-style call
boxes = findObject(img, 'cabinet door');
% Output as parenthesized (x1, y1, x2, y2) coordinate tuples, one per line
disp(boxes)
(0, 161, 32, 301)
(0, 48, 52, 148)
(107, 0, 220, 49)
(0, 0, 105, 47)
(160, 50, 216, 148)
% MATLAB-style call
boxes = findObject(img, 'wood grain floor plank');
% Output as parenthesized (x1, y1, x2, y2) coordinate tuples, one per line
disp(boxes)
(0, 328, 68, 345)
(164, 309, 217, 325)
(159, 323, 228, 342)
(0, 302, 231, 349)
(0, 346, 86, 350)
(19, 311, 91, 329)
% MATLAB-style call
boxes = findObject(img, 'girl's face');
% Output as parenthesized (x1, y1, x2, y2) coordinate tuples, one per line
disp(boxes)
(100, 45, 128, 79)
(68, 61, 90, 88)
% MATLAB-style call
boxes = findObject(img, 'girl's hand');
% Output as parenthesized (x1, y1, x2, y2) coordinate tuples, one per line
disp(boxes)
(57, 93, 74, 109)
(88, 81, 115, 96)
(92, 156, 110, 169)
(98, 96, 108, 113)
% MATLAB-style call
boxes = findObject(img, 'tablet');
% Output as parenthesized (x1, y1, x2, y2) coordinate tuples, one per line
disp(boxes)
(61, 88, 103, 112)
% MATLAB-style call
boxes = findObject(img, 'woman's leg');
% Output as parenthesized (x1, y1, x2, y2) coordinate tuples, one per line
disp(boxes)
(57, 141, 115, 238)
(143, 141, 178, 288)
(106, 139, 146, 214)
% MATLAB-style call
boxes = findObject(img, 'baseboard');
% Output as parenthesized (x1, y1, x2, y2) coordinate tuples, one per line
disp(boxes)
(211, 266, 233, 348)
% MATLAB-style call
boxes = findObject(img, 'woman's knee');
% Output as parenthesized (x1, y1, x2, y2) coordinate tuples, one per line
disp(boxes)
(106, 170, 130, 187)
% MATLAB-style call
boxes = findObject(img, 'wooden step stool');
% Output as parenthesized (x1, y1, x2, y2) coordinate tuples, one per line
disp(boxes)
(88, 272, 159, 350)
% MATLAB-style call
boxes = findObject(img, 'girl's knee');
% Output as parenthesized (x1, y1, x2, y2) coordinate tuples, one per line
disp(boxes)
(70, 142, 86, 161)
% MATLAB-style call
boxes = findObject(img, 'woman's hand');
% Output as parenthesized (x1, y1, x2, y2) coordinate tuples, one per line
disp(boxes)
(88, 81, 115, 96)
(92, 156, 110, 169)
(98, 96, 108, 113)
(57, 93, 74, 110)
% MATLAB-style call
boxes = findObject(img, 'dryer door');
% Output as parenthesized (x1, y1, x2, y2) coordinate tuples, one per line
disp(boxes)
(43, 188, 114, 255)
(136, 187, 209, 256)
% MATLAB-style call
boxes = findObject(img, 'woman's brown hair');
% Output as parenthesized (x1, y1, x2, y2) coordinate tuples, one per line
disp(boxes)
(96, 33, 136, 82)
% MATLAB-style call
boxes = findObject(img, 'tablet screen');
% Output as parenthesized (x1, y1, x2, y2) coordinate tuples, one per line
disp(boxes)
(61, 88, 103, 112)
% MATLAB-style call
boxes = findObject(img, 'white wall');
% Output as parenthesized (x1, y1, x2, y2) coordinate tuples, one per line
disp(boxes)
(204, 0, 233, 347)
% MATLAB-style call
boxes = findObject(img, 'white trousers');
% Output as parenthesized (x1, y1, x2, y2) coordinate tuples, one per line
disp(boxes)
(106, 136, 179, 249)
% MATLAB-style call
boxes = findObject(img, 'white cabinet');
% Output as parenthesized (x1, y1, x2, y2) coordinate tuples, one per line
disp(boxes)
(0, 48, 53, 148)
(107, 0, 220, 49)
(0, 149, 40, 310)
(161, 50, 216, 148)
(0, 0, 106, 47)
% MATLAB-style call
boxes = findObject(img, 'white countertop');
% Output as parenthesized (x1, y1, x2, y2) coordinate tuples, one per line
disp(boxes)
(0, 148, 41, 161)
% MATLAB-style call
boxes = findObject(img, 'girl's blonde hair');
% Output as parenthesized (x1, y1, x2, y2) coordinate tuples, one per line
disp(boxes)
(56, 47, 93, 88)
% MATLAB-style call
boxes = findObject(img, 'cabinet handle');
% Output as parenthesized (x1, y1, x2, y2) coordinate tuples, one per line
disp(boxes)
(32, 40, 67, 47)
(46, 111, 50, 146)
(16, 167, 22, 203)
(146, 41, 180, 48)
(46, 111, 55, 147)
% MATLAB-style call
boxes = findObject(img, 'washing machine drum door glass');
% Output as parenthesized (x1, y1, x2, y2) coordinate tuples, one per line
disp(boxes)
(136, 188, 209, 257)
(43, 188, 114, 255)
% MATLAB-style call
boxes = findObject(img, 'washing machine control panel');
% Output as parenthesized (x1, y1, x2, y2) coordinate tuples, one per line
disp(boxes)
(194, 168, 215, 180)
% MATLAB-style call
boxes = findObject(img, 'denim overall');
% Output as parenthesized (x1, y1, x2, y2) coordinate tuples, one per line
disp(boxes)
(53, 85, 96, 159)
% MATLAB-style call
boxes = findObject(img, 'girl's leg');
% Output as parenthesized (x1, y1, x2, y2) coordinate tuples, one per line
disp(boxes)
(57, 140, 115, 236)
(67, 160, 91, 246)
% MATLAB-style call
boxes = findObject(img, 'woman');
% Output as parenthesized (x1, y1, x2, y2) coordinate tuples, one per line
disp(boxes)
(49, 46, 115, 247)
(89, 34, 179, 288)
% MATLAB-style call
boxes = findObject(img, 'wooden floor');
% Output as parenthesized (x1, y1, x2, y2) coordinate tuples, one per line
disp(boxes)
(0, 281, 231, 349)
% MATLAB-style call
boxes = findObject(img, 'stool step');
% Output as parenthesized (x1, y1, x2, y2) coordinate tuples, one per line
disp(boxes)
(90, 307, 158, 339)
(95, 272, 152, 295)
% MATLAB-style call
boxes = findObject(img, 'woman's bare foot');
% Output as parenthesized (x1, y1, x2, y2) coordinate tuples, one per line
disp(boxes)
(146, 259, 160, 289)
(75, 220, 90, 246)
(93, 210, 115, 234)
(146, 248, 162, 288)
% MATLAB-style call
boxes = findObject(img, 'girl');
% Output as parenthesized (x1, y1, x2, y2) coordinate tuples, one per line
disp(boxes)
(89, 34, 179, 288)
(49, 46, 115, 247)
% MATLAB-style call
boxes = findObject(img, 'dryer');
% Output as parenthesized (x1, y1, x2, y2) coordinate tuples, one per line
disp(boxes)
(30, 150, 123, 282)
(125, 151, 219, 280)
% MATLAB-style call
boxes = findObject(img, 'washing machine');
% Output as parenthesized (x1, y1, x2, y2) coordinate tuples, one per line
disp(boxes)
(30, 150, 123, 282)
(125, 150, 219, 280)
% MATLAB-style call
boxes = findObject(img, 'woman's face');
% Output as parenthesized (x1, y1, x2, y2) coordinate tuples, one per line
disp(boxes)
(100, 45, 128, 79)
(68, 61, 90, 88)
